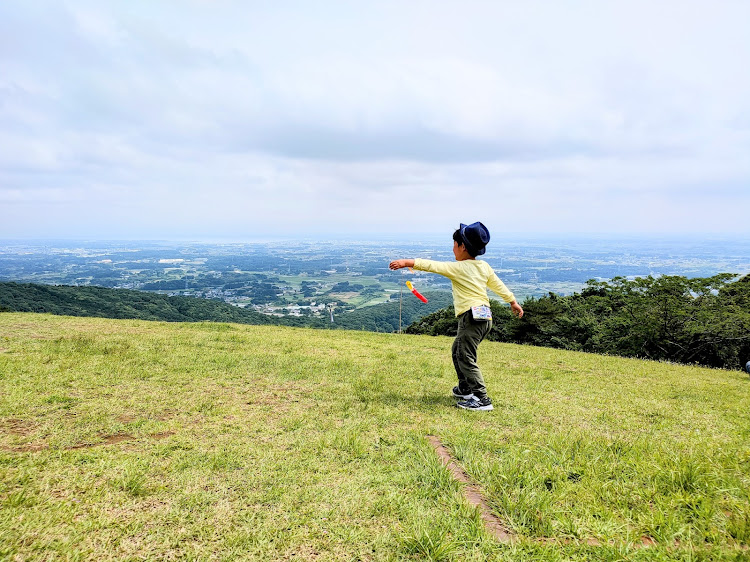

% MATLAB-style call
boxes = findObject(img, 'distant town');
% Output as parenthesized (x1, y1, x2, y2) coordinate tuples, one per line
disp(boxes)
(2, 235, 749, 319)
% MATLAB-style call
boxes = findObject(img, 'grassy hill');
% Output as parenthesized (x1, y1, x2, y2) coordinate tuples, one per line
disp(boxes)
(1, 312, 749, 561)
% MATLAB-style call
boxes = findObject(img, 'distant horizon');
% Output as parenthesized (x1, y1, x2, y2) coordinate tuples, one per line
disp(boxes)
(2, 231, 750, 244)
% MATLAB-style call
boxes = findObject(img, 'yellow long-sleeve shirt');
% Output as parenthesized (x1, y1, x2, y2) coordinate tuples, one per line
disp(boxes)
(413, 258, 515, 317)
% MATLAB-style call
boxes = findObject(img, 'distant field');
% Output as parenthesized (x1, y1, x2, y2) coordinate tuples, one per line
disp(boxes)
(1, 313, 749, 561)
(4, 237, 749, 321)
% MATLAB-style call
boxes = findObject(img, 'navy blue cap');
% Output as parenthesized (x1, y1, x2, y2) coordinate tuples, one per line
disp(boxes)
(459, 222, 490, 256)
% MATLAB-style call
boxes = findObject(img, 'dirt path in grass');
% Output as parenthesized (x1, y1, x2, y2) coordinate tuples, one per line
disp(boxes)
(426, 435, 662, 548)
(426, 435, 515, 543)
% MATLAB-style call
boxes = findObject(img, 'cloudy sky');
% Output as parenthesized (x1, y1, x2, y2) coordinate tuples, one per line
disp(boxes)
(1, 1, 748, 240)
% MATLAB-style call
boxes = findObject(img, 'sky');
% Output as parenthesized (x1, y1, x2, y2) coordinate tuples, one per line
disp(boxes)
(1, 1, 749, 240)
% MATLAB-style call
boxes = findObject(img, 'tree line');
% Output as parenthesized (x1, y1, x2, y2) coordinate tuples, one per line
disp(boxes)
(406, 274, 750, 371)
(0, 282, 276, 325)
(3, 275, 748, 370)
(0, 282, 451, 335)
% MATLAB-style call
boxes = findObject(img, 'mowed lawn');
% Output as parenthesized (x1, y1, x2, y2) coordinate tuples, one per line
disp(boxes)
(1, 312, 749, 561)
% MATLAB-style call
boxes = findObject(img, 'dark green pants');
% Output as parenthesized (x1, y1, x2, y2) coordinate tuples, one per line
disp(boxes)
(452, 310, 493, 399)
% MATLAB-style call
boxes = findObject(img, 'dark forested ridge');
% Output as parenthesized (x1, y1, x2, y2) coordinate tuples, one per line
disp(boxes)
(0, 282, 277, 325)
(407, 274, 750, 371)
(4, 275, 749, 370)
(0, 282, 451, 334)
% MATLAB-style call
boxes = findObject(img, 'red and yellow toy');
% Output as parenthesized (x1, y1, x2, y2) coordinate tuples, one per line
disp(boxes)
(405, 281, 428, 303)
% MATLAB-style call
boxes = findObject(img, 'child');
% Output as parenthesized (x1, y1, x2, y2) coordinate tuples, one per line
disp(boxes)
(389, 222, 523, 411)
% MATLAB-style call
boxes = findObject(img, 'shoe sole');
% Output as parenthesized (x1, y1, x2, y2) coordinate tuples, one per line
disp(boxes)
(456, 403, 494, 411)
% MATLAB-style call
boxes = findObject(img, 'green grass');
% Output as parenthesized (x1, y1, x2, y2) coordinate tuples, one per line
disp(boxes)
(1, 312, 749, 561)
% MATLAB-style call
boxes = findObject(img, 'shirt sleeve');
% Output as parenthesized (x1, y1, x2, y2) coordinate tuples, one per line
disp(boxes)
(487, 271, 515, 303)
(413, 258, 460, 279)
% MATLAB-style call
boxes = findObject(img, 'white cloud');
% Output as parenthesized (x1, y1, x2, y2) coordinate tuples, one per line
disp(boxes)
(1, 0, 749, 239)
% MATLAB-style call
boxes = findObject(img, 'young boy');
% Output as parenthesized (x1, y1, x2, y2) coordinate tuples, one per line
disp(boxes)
(389, 222, 523, 411)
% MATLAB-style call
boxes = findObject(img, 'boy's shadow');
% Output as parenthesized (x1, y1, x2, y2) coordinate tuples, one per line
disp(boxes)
(367, 391, 453, 410)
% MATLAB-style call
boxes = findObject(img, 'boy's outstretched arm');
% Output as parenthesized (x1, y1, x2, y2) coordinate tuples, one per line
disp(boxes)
(389, 259, 414, 270)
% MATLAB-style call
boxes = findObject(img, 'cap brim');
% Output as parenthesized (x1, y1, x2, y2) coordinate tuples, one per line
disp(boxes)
(458, 224, 470, 248)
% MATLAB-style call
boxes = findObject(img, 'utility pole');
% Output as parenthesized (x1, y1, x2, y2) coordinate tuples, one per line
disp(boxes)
(399, 288, 402, 334)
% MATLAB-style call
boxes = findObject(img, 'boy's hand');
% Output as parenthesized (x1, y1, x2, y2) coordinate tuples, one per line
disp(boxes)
(511, 301, 524, 318)
(389, 259, 414, 270)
